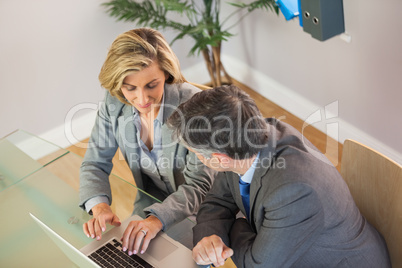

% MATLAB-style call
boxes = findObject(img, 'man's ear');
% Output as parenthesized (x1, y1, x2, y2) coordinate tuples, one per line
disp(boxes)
(211, 153, 232, 164)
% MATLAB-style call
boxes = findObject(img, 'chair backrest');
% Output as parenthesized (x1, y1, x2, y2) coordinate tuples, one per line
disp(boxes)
(341, 139, 402, 268)
(188, 82, 212, 91)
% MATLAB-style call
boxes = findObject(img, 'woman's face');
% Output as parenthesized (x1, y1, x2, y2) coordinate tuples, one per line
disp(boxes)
(121, 62, 167, 115)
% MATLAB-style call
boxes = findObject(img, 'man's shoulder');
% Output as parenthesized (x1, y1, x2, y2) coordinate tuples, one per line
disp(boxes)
(260, 118, 340, 184)
(265, 118, 299, 136)
(264, 118, 330, 164)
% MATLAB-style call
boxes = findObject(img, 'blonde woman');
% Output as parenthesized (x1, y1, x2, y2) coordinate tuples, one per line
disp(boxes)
(79, 28, 215, 256)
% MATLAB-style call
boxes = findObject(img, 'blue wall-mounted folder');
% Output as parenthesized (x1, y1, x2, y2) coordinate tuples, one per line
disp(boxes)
(275, 0, 345, 41)
(275, 0, 299, 21)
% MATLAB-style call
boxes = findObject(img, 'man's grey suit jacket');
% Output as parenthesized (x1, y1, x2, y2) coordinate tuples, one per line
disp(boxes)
(193, 118, 390, 267)
(79, 83, 216, 230)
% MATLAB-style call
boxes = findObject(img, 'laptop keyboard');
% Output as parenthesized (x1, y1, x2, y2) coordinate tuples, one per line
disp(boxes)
(88, 239, 154, 268)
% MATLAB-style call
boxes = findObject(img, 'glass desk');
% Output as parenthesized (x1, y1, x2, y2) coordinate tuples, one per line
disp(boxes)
(0, 130, 194, 267)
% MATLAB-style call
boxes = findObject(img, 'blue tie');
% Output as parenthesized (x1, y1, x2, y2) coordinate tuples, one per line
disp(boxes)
(239, 177, 251, 220)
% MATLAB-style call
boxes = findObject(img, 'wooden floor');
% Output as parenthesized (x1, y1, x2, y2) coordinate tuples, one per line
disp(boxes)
(67, 80, 342, 268)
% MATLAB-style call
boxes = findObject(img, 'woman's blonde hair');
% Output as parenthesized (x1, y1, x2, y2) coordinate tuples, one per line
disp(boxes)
(99, 28, 186, 104)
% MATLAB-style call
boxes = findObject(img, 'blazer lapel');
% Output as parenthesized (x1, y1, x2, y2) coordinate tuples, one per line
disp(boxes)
(161, 124, 178, 191)
(162, 83, 180, 122)
(161, 84, 180, 191)
(118, 104, 144, 189)
(249, 145, 275, 225)
(231, 171, 248, 216)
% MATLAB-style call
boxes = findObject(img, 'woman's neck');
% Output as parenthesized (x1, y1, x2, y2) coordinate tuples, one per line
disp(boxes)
(140, 106, 161, 121)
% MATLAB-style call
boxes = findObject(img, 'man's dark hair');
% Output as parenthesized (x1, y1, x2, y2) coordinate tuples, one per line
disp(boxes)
(167, 85, 269, 159)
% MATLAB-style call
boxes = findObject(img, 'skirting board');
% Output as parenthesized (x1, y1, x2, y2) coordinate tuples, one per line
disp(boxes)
(38, 55, 402, 165)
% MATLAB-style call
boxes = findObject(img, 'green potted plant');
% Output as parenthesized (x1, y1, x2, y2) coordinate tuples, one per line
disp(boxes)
(102, 0, 278, 86)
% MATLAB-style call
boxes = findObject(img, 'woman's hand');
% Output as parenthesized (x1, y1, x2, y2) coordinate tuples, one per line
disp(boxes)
(192, 235, 234, 267)
(83, 203, 121, 240)
(121, 215, 163, 256)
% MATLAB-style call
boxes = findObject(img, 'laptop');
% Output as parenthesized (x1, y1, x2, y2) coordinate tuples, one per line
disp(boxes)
(29, 213, 199, 268)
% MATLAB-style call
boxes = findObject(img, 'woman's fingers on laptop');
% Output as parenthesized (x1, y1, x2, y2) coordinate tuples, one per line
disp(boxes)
(111, 215, 122, 227)
(83, 221, 91, 238)
(122, 220, 148, 255)
(133, 226, 148, 254)
(121, 220, 139, 254)
(139, 232, 151, 254)
(83, 209, 120, 241)
(83, 218, 97, 239)
(121, 216, 163, 256)
(83, 217, 101, 240)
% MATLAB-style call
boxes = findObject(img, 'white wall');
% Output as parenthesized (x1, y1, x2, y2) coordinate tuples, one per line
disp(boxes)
(0, 0, 200, 145)
(1, 0, 401, 164)
(214, 0, 402, 163)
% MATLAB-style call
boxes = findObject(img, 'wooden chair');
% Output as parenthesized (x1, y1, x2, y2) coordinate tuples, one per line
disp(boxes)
(341, 139, 402, 267)
(189, 81, 212, 90)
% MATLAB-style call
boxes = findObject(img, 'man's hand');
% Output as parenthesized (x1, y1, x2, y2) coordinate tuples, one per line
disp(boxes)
(192, 235, 234, 267)
(121, 215, 163, 256)
(83, 203, 121, 240)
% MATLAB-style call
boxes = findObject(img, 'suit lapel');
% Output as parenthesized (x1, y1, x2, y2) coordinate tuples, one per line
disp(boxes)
(161, 84, 180, 191)
(161, 124, 178, 191)
(118, 104, 144, 189)
(249, 145, 275, 224)
(162, 83, 180, 123)
(230, 171, 244, 210)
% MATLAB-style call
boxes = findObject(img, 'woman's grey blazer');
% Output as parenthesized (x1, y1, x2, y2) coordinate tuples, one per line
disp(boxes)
(79, 83, 216, 230)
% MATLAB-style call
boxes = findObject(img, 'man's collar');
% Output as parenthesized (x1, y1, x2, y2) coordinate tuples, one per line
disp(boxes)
(239, 152, 260, 184)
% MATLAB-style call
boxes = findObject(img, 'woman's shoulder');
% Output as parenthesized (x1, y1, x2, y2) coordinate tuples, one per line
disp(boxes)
(102, 90, 127, 116)
(165, 82, 201, 104)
